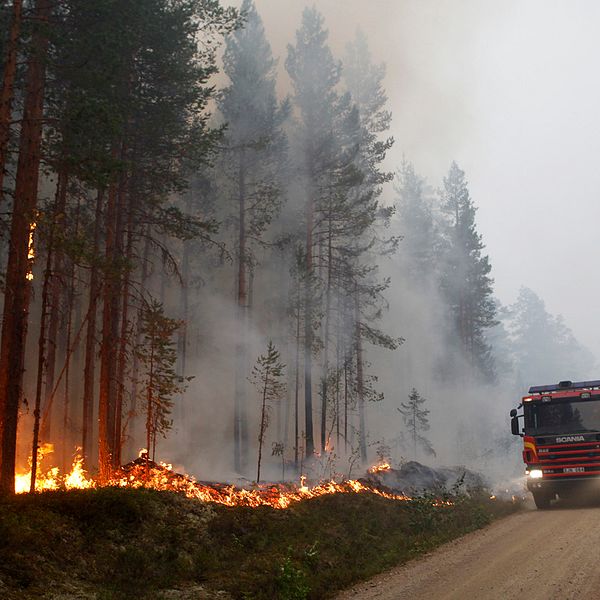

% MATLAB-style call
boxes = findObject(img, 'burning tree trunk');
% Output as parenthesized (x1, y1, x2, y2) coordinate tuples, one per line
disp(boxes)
(30, 208, 57, 492)
(0, 0, 51, 494)
(0, 0, 22, 204)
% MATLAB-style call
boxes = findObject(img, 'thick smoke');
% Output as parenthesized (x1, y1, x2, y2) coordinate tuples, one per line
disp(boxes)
(143, 0, 599, 487)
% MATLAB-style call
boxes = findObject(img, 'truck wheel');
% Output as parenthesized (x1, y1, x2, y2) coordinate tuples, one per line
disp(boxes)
(532, 490, 552, 509)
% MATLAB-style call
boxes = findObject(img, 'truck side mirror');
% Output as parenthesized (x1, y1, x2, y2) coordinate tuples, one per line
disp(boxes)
(509, 409, 517, 418)
(511, 415, 520, 436)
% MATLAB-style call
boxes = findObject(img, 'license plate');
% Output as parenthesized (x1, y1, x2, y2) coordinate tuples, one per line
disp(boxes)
(563, 467, 585, 473)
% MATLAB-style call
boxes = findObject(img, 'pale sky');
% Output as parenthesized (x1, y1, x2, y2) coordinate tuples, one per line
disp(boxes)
(230, 0, 600, 359)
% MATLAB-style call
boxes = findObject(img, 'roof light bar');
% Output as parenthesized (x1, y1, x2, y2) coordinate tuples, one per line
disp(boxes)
(528, 380, 600, 394)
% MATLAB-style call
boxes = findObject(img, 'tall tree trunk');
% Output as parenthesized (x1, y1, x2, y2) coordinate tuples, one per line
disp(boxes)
(114, 186, 133, 466)
(335, 285, 342, 451)
(303, 184, 315, 459)
(0, 0, 22, 204)
(60, 198, 80, 469)
(234, 149, 248, 474)
(126, 231, 151, 458)
(145, 344, 155, 477)
(98, 178, 119, 481)
(81, 190, 103, 467)
(177, 193, 191, 428)
(0, 0, 50, 494)
(40, 168, 68, 443)
(60, 251, 76, 469)
(30, 201, 57, 492)
(354, 285, 367, 464)
(293, 285, 301, 469)
(320, 211, 333, 452)
(257, 372, 269, 484)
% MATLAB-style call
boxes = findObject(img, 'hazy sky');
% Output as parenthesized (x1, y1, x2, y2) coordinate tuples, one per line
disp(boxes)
(229, 0, 600, 361)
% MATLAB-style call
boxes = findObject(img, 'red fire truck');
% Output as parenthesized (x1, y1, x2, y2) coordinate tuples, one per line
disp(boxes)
(511, 380, 600, 509)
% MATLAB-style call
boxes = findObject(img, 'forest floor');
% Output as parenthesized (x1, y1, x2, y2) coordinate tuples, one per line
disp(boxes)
(0, 487, 519, 600)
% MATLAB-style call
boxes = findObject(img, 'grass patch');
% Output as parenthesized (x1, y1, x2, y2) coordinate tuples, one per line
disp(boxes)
(0, 487, 520, 599)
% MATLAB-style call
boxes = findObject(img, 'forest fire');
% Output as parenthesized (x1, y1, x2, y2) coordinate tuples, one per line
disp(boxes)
(15, 450, 416, 509)
(368, 462, 392, 474)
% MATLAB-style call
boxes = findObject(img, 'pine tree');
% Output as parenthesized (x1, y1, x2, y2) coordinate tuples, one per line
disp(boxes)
(0, 0, 22, 205)
(397, 388, 435, 460)
(136, 299, 188, 467)
(0, 0, 52, 494)
(507, 287, 594, 384)
(341, 30, 398, 463)
(439, 161, 496, 380)
(249, 341, 286, 484)
(286, 7, 342, 459)
(219, 0, 288, 474)
(395, 160, 438, 284)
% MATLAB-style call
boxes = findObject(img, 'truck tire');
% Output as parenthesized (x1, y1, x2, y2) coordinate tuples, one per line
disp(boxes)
(532, 490, 552, 509)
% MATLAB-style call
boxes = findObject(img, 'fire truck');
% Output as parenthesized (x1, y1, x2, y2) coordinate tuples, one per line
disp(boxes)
(510, 380, 600, 509)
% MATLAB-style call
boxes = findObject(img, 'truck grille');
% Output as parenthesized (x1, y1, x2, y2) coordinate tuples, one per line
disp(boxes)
(535, 440, 600, 477)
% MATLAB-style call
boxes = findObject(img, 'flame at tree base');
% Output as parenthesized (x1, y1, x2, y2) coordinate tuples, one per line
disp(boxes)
(16, 451, 455, 509)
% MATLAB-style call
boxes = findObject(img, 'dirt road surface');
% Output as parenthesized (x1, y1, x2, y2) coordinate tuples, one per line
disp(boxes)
(337, 503, 600, 600)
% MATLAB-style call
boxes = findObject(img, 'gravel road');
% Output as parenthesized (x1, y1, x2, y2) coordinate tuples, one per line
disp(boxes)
(337, 503, 600, 600)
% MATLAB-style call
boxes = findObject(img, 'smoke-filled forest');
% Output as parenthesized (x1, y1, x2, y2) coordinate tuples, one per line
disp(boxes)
(0, 0, 595, 496)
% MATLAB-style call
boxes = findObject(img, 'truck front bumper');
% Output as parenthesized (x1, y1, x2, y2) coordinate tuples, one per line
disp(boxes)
(527, 476, 600, 495)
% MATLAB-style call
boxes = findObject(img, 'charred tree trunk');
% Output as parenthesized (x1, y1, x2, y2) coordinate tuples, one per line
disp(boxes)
(0, 0, 22, 204)
(81, 189, 103, 466)
(0, 0, 50, 494)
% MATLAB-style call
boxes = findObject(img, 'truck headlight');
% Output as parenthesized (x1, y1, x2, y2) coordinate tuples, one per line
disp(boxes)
(529, 469, 543, 479)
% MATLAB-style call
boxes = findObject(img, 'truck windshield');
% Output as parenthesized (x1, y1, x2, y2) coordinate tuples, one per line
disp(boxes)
(525, 398, 600, 435)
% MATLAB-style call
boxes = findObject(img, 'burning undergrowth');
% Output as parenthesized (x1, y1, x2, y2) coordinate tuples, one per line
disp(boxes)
(1, 475, 521, 600)
(15, 450, 417, 509)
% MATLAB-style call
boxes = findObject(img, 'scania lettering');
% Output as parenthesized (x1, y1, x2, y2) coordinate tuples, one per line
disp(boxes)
(510, 379, 600, 509)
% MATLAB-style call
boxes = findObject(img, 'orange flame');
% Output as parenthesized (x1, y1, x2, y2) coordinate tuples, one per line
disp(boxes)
(14, 450, 457, 510)
(368, 462, 392, 474)
(26, 221, 36, 281)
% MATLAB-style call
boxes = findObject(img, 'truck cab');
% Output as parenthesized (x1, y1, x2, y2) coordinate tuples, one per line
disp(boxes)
(511, 380, 600, 509)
